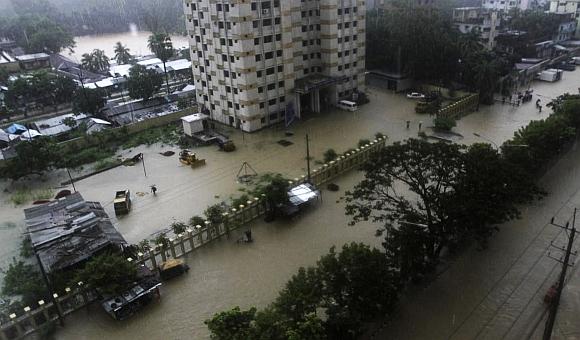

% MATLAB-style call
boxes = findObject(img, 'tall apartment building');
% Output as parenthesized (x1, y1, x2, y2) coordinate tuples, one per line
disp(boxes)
(184, 0, 366, 132)
(453, 7, 501, 50)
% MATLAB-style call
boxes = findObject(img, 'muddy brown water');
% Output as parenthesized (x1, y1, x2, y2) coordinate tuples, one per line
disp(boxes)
(1, 70, 579, 339)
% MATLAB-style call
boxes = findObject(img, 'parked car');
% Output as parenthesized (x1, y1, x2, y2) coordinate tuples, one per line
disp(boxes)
(406, 92, 426, 99)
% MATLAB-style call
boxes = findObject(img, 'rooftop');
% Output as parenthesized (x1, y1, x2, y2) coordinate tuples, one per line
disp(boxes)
(15, 53, 50, 62)
(24, 192, 127, 273)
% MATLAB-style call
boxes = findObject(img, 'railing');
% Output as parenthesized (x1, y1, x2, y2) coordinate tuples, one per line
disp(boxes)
(437, 94, 479, 119)
(0, 136, 387, 339)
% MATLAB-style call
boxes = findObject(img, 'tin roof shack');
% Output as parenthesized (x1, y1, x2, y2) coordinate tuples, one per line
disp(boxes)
(281, 183, 321, 216)
(15, 53, 50, 71)
(24, 192, 127, 274)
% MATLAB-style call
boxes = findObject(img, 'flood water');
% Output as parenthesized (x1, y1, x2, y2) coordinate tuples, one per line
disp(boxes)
(66, 31, 190, 62)
(1, 70, 579, 339)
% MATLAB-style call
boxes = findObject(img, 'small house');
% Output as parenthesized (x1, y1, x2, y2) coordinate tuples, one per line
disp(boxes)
(181, 113, 208, 137)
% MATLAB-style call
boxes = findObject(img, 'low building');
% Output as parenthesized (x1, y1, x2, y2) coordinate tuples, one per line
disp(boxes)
(24, 192, 127, 274)
(15, 53, 51, 70)
(0, 50, 19, 73)
(453, 7, 502, 50)
(33, 113, 89, 137)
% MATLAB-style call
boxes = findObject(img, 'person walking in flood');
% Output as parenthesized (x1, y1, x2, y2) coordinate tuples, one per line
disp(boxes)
(151, 184, 157, 196)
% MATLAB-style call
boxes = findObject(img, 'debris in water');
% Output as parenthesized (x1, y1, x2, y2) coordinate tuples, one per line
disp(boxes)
(160, 151, 175, 157)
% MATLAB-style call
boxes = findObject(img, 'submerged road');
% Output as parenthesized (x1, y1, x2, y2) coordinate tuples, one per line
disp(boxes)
(1, 70, 579, 339)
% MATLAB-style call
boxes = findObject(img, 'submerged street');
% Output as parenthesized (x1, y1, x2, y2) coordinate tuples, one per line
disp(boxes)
(1, 70, 579, 339)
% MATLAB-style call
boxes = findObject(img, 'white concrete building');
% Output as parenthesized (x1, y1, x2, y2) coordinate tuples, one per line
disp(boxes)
(184, 0, 366, 132)
(549, 0, 580, 38)
(453, 7, 502, 50)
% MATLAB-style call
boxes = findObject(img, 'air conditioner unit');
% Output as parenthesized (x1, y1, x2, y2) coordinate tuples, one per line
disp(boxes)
(262, 8, 270, 15)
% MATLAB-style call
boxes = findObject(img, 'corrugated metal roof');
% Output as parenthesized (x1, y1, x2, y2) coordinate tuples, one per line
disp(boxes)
(24, 192, 127, 273)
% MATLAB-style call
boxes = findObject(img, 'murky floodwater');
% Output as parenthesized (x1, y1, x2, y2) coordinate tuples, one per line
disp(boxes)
(66, 31, 189, 62)
(1, 70, 579, 339)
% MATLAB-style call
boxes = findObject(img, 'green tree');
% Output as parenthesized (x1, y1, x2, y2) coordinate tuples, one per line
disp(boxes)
(447, 143, 541, 247)
(73, 252, 137, 295)
(1, 138, 61, 180)
(274, 267, 323, 322)
(189, 215, 206, 227)
(73, 87, 106, 115)
(127, 64, 163, 101)
(148, 32, 175, 95)
(317, 243, 398, 339)
(113, 42, 132, 65)
(205, 306, 257, 340)
(345, 140, 464, 266)
(1, 259, 46, 307)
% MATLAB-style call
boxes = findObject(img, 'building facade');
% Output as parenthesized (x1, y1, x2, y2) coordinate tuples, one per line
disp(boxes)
(184, 0, 366, 132)
(481, 0, 531, 11)
(549, 0, 580, 38)
(453, 7, 502, 50)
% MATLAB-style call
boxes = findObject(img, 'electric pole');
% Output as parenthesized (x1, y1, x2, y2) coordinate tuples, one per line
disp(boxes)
(306, 134, 311, 182)
(543, 208, 577, 340)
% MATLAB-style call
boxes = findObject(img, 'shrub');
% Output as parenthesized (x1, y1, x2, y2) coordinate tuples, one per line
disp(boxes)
(171, 221, 188, 235)
(205, 204, 226, 226)
(358, 139, 371, 147)
(434, 116, 456, 131)
(189, 215, 206, 227)
(323, 149, 338, 163)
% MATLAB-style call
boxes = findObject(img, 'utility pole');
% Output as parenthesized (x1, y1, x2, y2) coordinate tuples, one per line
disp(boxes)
(35, 253, 64, 326)
(306, 134, 311, 182)
(543, 208, 577, 340)
(66, 168, 76, 192)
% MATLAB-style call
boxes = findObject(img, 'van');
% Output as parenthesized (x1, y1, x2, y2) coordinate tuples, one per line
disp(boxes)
(337, 100, 358, 112)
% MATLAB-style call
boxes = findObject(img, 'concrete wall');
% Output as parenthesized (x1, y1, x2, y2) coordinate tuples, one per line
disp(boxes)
(59, 106, 197, 152)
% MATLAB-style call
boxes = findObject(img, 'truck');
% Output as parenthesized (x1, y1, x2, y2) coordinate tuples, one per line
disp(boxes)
(114, 190, 131, 216)
(535, 69, 563, 82)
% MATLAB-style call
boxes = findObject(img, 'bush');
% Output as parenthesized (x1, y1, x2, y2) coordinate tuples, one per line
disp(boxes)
(323, 149, 338, 163)
(358, 139, 371, 147)
(434, 116, 456, 131)
(171, 221, 188, 235)
(189, 215, 206, 227)
(204, 204, 226, 226)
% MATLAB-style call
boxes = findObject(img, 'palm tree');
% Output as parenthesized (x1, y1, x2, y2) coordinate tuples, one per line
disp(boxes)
(81, 53, 95, 72)
(91, 49, 110, 72)
(148, 32, 174, 95)
(113, 42, 132, 65)
(80, 49, 110, 73)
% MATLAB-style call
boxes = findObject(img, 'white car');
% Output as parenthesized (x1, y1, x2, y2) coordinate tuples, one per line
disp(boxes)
(406, 92, 426, 99)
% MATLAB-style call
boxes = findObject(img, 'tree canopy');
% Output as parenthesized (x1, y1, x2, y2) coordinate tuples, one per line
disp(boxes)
(81, 49, 110, 73)
(127, 64, 163, 101)
(72, 87, 106, 115)
(0, 14, 75, 54)
(73, 252, 138, 295)
(346, 139, 540, 281)
(206, 243, 395, 339)
(4, 72, 77, 111)
(0, 137, 62, 180)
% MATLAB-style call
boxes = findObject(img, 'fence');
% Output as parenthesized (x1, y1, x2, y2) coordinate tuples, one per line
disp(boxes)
(436, 94, 479, 119)
(0, 136, 387, 339)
